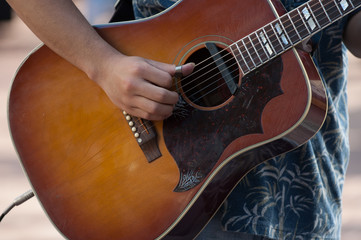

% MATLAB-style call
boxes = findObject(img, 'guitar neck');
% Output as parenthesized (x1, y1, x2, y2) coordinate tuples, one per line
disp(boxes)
(231, 0, 361, 76)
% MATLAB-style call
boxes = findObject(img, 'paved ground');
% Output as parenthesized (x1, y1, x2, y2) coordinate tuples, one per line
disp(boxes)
(0, 2, 360, 240)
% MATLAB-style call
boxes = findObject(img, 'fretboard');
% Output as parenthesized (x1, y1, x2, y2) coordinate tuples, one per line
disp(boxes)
(230, 0, 361, 75)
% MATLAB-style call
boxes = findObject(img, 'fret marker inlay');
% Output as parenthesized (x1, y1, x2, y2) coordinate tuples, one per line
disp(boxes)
(275, 23, 289, 46)
(340, 0, 349, 10)
(302, 7, 316, 30)
(259, 31, 273, 56)
(228, 0, 361, 77)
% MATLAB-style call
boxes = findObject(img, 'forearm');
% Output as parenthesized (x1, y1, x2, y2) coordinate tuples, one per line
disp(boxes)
(6, 0, 121, 79)
(344, 11, 361, 58)
(6, 0, 195, 121)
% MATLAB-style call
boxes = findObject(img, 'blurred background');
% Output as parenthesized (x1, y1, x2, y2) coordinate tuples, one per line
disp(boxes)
(0, 0, 360, 239)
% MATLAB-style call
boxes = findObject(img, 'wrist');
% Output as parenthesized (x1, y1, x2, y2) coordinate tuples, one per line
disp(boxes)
(82, 43, 124, 85)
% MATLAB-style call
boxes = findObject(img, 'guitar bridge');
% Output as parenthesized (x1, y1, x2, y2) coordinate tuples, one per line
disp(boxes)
(123, 111, 162, 163)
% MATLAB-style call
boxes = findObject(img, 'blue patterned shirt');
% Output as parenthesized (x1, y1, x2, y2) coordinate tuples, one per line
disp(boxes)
(132, 0, 354, 239)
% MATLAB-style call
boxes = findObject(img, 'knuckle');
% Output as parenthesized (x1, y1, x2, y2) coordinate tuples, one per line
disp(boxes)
(156, 90, 169, 101)
(146, 103, 159, 115)
(155, 90, 178, 104)
(142, 112, 153, 121)
(122, 81, 134, 92)
(167, 92, 179, 104)
(130, 61, 147, 76)
(142, 103, 173, 121)
(121, 79, 136, 92)
(163, 75, 173, 88)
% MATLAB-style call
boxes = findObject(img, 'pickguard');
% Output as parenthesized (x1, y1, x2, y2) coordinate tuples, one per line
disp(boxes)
(163, 57, 283, 192)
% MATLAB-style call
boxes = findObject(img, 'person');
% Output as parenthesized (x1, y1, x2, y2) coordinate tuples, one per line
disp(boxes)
(6, 0, 361, 239)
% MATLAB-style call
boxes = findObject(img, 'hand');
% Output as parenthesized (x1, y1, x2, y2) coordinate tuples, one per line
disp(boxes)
(93, 55, 194, 121)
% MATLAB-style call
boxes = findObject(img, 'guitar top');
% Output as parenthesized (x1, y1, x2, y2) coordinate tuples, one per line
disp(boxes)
(8, 0, 359, 239)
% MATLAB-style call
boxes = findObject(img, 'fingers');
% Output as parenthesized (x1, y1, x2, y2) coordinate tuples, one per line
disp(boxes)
(129, 61, 195, 120)
(138, 59, 174, 89)
(179, 62, 196, 77)
(130, 59, 195, 107)
(130, 96, 177, 121)
(96, 55, 195, 121)
(145, 60, 195, 87)
(138, 82, 179, 105)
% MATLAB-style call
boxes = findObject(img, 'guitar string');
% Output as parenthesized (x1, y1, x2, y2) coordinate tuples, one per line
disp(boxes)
(130, 1, 349, 135)
(129, 1, 355, 135)
(144, 0, 352, 111)
(181, 1, 343, 102)
(175, 0, 347, 99)
(168, 0, 356, 127)
(174, 0, 349, 96)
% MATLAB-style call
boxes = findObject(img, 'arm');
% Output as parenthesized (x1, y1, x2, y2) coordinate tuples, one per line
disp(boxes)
(344, 11, 361, 58)
(6, 0, 193, 121)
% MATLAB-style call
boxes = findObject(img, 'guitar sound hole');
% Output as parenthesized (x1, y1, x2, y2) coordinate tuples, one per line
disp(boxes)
(182, 44, 239, 108)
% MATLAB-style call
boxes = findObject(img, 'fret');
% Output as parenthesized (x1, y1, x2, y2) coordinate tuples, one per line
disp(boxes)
(262, 28, 277, 55)
(324, 0, 357, 18)
(228, 0, 361, 78)
(271, 23, 286, 51)
(230, 44, 248, 74)
(303, 3, 321, 33)
(288, 14, 302, 40)
(271, 20, 292, 49)
(255, 32, 270, 60)
(230, 41, 257, 73)
(289, 9, 309, 39)
(257, 29, 276, 58)
(324, 0, 356, 18)
(333, 0, 344, 15)
(239, 39, 256, 69)
(254, 32, 270, 63)
(236, 43, 251, 71)
(311, 0, 332, 27)
(339, 0, 358, 13)
(281, 14, 301, 45)
(257, 30, 271, 57)
(240, 39, 256, 68)
(247, 34, 264, 65)
(263, 25, 283, 54)
(307, 2, 322, 29)
(319, 0, 332, 22)
(297, 8, 312, 34)
(321, 0, 342, 21)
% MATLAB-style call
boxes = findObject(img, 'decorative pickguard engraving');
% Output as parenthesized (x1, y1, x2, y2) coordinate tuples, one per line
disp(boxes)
(164, 57, 283, 192)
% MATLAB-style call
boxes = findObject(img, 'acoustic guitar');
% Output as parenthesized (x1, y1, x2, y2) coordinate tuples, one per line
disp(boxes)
(8, 0, 360, 239)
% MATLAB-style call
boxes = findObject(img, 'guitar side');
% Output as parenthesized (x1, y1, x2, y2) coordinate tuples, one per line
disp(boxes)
(8, 0, 327, 239)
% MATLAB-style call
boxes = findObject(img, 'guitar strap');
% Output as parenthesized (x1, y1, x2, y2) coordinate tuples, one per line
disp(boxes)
(109, 0, 135, 22)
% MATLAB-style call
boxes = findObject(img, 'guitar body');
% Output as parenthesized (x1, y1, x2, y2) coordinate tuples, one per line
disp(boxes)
(8, 0, 327, 239)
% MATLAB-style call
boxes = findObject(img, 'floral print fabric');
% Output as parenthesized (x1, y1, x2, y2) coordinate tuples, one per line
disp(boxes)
(132, 0, 355, 239)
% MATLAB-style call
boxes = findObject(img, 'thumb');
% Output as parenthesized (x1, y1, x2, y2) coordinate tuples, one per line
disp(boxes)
(180, 62, 195, 76)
